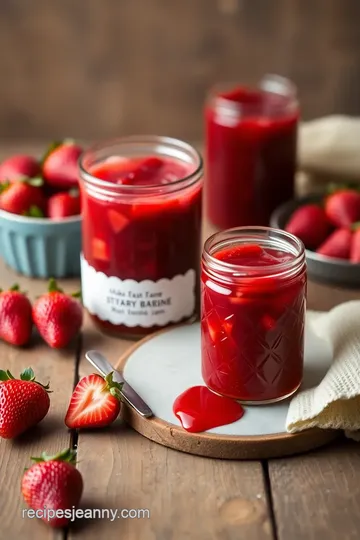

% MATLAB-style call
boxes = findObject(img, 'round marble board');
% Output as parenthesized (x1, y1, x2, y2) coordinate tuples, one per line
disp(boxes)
(116, 317, 338, 459)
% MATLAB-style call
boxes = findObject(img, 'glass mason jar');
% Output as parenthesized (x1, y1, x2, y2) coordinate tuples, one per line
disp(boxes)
(205, 74, 299, 230)
(79, 136, 203, 339)
(201, 226, 306, 404)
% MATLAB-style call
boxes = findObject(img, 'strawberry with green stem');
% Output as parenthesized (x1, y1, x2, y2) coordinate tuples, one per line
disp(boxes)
(0, 154, 41, 183)
(0, 177, 46, 217)
(0, 284, 33, 346)
(32, 279, 83, 348)
(42, 140, 83, 190)
(22, 448, 83, 528)
(0, 367, 51, 438)
(47, 188, 81, 218)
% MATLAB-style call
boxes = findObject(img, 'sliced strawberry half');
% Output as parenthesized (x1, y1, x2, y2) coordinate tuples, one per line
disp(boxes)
(65, 372, 123, 429)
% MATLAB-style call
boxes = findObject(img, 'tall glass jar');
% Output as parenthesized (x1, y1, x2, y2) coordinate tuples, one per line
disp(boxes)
(201, 227, 306, 404)
(79, 136, 203, 339)
(205, 75, 299, 230)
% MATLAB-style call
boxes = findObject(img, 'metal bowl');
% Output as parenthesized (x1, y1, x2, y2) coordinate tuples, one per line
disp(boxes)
(270, 195, 360, 288)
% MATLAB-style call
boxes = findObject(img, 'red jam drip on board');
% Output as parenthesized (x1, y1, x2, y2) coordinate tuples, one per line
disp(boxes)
(205, 85, 298, 229)
(82, 155, 202, 337)
(201, 243, 306, 403)
(173, 385, 244, 433)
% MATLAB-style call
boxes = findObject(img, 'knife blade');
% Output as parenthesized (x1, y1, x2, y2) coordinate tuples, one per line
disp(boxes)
(85, 350, 153, 418)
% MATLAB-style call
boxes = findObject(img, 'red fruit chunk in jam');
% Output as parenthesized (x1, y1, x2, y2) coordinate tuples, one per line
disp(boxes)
(173, 385, 244, 433)
(92, 238, 110, 262)
(121, 157, 163, 185)
(108, 209, 130, 233)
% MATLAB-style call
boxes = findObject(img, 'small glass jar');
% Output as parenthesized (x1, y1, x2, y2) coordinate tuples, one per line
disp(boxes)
(205, 74, 299, 230)
(201, 226, 306, 404)
(79, 136, 203, 339)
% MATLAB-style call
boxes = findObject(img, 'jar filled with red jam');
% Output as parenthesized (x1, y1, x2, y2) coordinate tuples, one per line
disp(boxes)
(201, 227, 306, 404)
(205, 75, 299, 230)
(79, 136, 203, 338)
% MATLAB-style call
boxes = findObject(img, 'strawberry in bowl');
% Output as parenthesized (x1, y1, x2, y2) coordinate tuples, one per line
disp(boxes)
(270, 187, 360, 287)
(0, 141, 83, 278)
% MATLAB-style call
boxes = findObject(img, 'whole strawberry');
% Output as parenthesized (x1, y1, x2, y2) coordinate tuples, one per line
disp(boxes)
(32, 279, 83, 348)
(65, 372, 123, 429)
(350, 227, 360, 263)
(0, 154, 40, 183)
(0, 179, 46, 216)
(22, 448, 83, 528)
(0, 367, 50, 438)
(0, 284, 33, 346)
(316, 228, 352, 259)
(47, 189, 81, 219)
(285, 204, 330, 249)
(43, 140, 83, 190)
(325, 189, 360, 228)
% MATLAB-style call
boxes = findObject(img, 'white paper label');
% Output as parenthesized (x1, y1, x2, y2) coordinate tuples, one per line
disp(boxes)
(81, 255, 196, 327)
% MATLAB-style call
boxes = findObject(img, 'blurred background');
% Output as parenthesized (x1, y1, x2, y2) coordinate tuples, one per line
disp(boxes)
(0, 0, 359, 143)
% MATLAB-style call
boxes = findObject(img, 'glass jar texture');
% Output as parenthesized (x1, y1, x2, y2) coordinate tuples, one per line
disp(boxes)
(79, 136, 203, 338)
(205, 74, 299, 230)
(201, 227, 306, 404)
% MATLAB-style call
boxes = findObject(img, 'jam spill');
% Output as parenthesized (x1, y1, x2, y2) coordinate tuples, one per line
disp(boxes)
(173, 385, 244, 433)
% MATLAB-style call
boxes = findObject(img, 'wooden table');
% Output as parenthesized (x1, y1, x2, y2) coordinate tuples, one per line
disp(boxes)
(1, 144, 360, 540)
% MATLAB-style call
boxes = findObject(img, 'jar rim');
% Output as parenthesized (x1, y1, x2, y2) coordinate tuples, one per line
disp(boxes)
(207, 74, 298, 117)
(203, 226, 306, 281)
(78, 135, 203, 196)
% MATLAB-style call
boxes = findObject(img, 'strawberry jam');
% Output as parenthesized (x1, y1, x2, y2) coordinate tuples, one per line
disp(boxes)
(205, 75, 299, 229)
(79, 137, 203, 338)
(173, 385, 244, 433)
(201, 227, 306, 403)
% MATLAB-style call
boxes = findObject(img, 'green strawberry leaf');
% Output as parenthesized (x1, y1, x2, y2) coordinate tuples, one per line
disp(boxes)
(72, 291, 82, 299)
(30, 448, 77, 465)
(20, 367, 35, 381)
(27, 177, 44, 187)
(6, 370, 15, 379)
(104, 371, 124, 401)
(10, 284, 20, 291)
(0, 181, 10, 194)
(0, 370, 10, 381)
(40, 140, 64, 166)
(27, 205, 44, 218)
(48, 278, 63, 293)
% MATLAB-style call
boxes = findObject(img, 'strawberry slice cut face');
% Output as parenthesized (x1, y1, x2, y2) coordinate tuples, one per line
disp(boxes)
(92, 238, 110, 262)
(107, 209, 130, 233)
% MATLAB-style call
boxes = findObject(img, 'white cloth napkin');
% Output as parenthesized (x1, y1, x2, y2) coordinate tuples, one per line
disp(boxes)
(286, 301, 360, 439)
(296, 115, 360, 196)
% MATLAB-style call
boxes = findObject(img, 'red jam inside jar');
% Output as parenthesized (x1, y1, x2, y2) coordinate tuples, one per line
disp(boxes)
(205, 75, 299, 230)
(79, 137, 203, 338)
(201, 227, 306, 403)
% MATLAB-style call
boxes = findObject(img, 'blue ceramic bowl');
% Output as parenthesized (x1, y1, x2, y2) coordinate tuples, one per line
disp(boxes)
(0, 210, 81, 278)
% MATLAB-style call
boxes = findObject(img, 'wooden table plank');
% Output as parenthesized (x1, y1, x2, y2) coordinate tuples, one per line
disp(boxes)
(0, 260, 79, 540)
(269, 439, 360, 540)
(71, 314, 274, 540)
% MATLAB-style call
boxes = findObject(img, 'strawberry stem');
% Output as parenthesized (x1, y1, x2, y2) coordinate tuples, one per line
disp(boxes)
(48, 278, 63, 294)
(24, 205, 44, 218)
(40, 140, 64, 165)
(103, 372, 124, 401)
(30, 448, 77, 466)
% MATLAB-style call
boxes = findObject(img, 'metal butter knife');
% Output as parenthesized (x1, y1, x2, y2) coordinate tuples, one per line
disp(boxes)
(85, 350, 153, 418)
